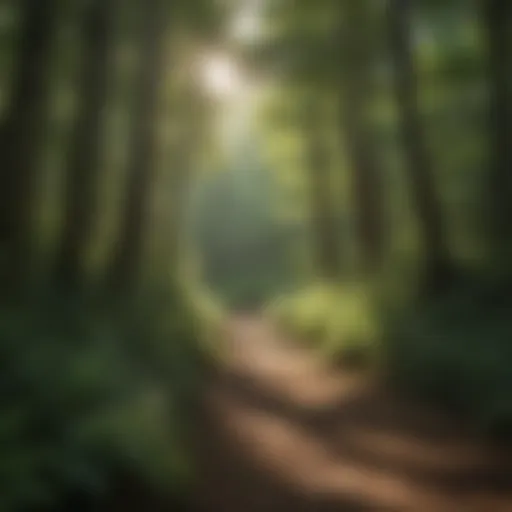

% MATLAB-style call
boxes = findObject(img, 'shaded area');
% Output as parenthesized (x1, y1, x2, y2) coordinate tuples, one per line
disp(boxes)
(194, 316, 512, 512)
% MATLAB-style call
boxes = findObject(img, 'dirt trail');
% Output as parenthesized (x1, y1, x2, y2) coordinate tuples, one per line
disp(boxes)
(193, 315, 512, 512)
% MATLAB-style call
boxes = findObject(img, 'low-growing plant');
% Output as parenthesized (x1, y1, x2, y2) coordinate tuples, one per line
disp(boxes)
(0, 287, 203, 511)
(267, 283, 380, 369)
(384, 276, 512, 440)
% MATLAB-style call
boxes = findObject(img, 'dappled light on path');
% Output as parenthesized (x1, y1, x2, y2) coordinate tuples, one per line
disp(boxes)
(194, 316, 512, 512)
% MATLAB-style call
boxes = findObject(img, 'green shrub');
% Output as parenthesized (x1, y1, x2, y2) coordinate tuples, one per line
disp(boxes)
(181, 278, 228, 364)
(385, 278, 512, 440)
(0, 288, 202, 511)
(267, 283, 380, 369)
(270, 276, 512, 439)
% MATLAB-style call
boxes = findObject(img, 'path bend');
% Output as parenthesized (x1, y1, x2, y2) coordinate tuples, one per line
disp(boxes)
(193, 315, 512, 512)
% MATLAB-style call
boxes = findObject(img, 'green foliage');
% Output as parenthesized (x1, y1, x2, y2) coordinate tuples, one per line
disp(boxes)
(269, 274, 512, 441)
(384, 277, 512, 440)
(179, 264, 229, 362)
(3, 0, 512, 507)
(0, 0, 228, 508)
(268, 283, 380, 369)
(0, 289, 202, 511)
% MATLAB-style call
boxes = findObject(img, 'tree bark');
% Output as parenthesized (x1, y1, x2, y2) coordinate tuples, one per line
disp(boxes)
(388, 0, 452, 289)
(340, 2, 384, 275)
(482, 0, 512, 260)
(303, 97, 342, 281)
(53, 0, 115, 291)
(0, 0, 56, 290)
(106, 0, 167, 294)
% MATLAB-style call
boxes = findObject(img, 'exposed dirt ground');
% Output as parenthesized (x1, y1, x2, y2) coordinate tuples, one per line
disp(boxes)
(193, 315, 512, 512)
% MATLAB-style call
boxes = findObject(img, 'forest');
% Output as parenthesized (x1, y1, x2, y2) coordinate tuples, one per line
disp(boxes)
(1, 0, 512, 511)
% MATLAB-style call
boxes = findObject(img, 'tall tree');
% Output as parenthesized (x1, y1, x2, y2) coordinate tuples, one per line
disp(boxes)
(303, 95, 342, 280)
(388, 0, 452, 288)
(258, 1, 386, 278)
(0, 0, 56, 289)
(53, 0, 115, 290)
(106, 0, 167, 293)
(482, 0, 512, 261)
(339, 1, 384, 274)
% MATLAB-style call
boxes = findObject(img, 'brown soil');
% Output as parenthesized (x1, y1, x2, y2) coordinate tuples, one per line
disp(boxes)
(192, 315, 512, 512)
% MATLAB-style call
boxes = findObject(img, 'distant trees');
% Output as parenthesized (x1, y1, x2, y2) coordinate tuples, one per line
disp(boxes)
(339, 1, 384, 275)
(0, 0, 57, 289)
(302, 96, 342, 280)
(258, 0, 506, 290)
(2, 0, 511, 300)
(0, 0, 222, 299)
(387, 0, 453, 288)
(106, 0, 169, 294)
(259, 0, 387, 280)
(54, 0, 115, 290)
(482, 0, 512, 260)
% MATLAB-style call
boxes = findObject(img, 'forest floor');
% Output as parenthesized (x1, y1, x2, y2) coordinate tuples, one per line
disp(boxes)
(192, 314, 512, 512)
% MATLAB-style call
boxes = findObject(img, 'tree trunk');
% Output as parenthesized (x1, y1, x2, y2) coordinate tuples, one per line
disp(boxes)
(387, 0, 452, 290)
(340, 2, 384, 275)
(303, 97, 342, 281)
(0, 0, 56, 290)
(53, 0, 115, 291)
(482, 0, 512, 261)
(106, 0, 167, 294)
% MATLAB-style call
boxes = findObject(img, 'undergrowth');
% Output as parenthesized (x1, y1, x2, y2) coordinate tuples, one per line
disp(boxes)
(384, 276, 512, 440)
(267, 282, 380, 369)
(0, 284, 208, 511)
(267, 275, 512, 441)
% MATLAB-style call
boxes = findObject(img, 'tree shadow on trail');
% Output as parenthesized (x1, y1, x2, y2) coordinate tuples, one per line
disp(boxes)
(193, 396, 397, 512)
(211, 368, 512, 498)
(192, 316, 512, 512)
